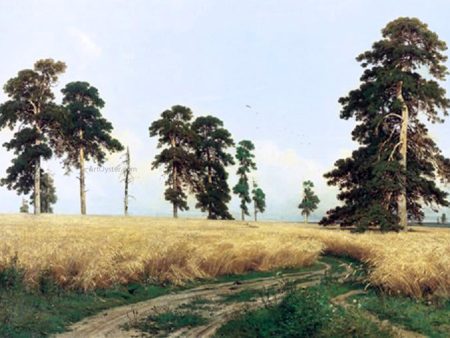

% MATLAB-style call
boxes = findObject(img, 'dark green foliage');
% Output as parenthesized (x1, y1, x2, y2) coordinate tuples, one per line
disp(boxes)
(59, 82, 123, 168)
(233, 140, 257, 220)
(252, 181, 266, 221)
(192, 116, 234, 219)
(1, 128, 52, 193)
(277, 287, 332, 336)
(298, 180, 320, 223)
(149, 105, 196, 217)
(0, 256, 23, 290)
(59, 81, 123, 214)
(0, 59, 66, 213)
(321, 17, 450, 231)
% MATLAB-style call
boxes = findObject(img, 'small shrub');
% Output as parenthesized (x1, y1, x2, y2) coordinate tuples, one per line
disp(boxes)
(0, 256, 24, 290)
(276, 286, 332, 337)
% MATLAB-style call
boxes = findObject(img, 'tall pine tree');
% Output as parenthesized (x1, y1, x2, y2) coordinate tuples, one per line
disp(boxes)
(192, 116, 234, 219)
(59, 81, 123, 215)
(0, 59, 66, 214)
(252, 180, 266, 222)
(321, 17, 450, 231)
(149, 105, 196, 218)
(298, 180, 320, 224)
(233, 140, 257, 220)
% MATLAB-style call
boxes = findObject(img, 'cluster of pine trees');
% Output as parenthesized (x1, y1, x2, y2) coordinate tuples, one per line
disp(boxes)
(150, 106, 266, 220)
(1, 17, 450, 231)
(0, 59, 123, 215)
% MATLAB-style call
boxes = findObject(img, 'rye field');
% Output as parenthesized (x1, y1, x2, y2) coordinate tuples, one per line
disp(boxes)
(0, 214, 449, 298)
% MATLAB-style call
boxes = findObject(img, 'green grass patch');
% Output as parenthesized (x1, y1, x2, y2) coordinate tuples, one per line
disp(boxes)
(125, 310, 207, 336)
(0, 268, 175, 338)
(215, 272, 393, 338)
(215, 285, 333, 338)
(353, 291, 450, 338)
(215, 284, 394, 338)
(0, 262, 324, 337)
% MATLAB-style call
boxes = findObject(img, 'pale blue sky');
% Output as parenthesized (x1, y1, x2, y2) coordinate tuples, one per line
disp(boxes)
(0, 0, 449, 220)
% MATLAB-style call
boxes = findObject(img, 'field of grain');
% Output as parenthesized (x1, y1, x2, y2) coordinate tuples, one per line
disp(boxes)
(301, 227, 450, 298)
(0, 215, 322, 290)
(0, 215, 449, 298)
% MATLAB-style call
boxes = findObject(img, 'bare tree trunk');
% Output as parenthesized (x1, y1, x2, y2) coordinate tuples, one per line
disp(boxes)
(34, 155, 41, 215)
(254, 205, 257, 222)
(304, 214, 308, 224)
(124, 147, 130, 216)
(241, 209, 245, 221)
(79, 130, 87, 215)
(397, 81, 409, 231)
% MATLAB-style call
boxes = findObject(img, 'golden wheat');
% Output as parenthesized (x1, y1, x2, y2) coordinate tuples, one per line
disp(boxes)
(299, 227, 450, 298)
(0, 215, 322, 291)
(0, 214, 449, 298)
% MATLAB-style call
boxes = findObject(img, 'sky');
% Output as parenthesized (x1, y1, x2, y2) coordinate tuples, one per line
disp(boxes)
(0, 0, 450, 221)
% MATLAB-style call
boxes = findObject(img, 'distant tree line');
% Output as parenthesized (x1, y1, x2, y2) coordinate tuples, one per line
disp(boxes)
(150, 105, 266, 220)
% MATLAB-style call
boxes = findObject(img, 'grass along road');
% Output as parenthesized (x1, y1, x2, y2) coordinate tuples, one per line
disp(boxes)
(57, 256, 436, 338)
(56, 260, 330, 337)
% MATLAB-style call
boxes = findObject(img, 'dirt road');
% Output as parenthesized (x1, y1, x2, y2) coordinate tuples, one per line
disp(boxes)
(56, 263, 331, 338)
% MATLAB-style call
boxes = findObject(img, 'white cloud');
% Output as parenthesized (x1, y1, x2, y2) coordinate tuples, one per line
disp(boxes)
(251, 140, 339, 221)
(68, 27, 102, 58)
